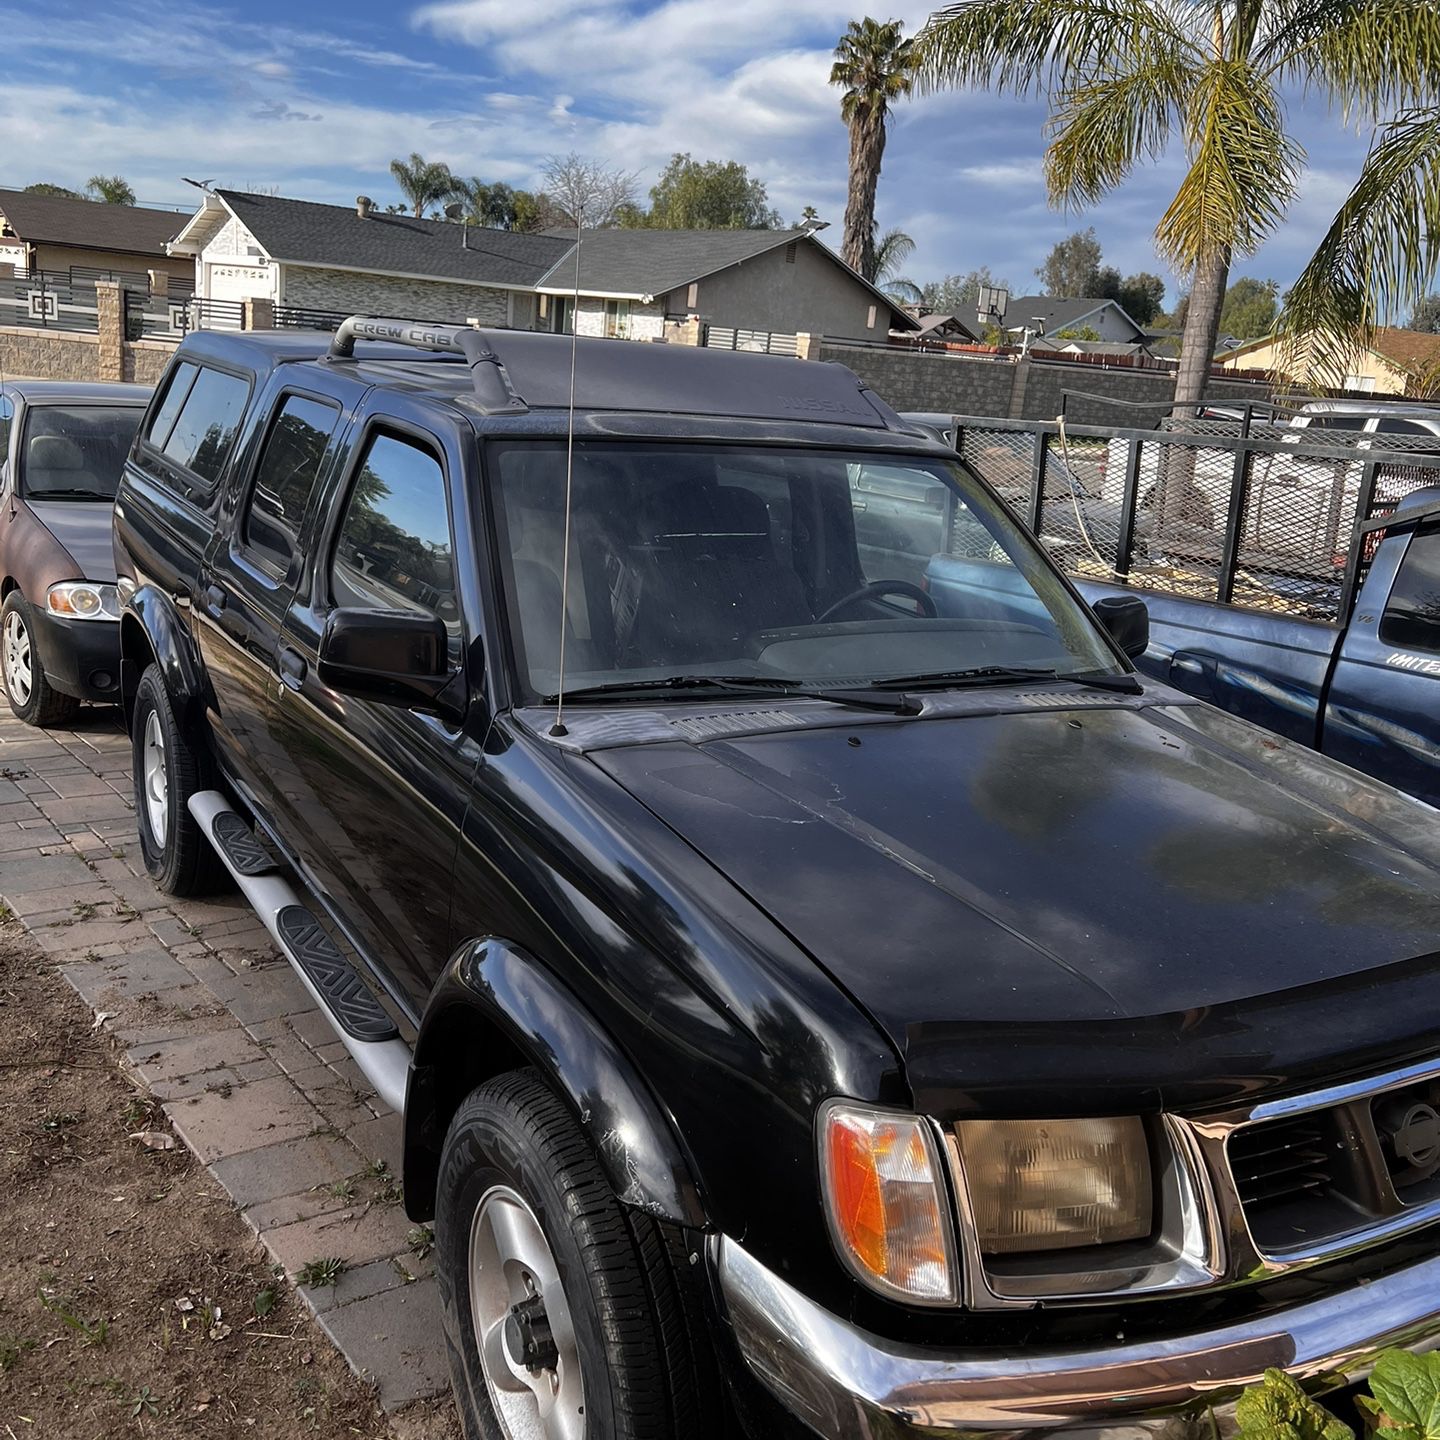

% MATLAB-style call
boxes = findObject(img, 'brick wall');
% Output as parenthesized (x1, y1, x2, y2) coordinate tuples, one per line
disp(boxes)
(0, 325, 104, 381)
(281, 266, 512, 325)
(820, 343, 1278, 426)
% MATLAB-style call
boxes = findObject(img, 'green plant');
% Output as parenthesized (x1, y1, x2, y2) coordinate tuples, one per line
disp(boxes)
(406, 1225, 434, 1261)
(130, 1385, 158, 1417)
(37, 1284, 109, 1347)
(0, 1335, 34, 1371)
(72, 901, 98, 920)
(1233, 1352, 1440, 1440)
(254, 1287, 278, 1318)
(294, 1257, 345, 1289)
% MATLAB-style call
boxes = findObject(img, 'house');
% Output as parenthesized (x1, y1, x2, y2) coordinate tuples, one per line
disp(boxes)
(908, 312, 982, 343)
(1004, 295, 1148, 343)
(166, 189, 919, 342)
(1031, 337, 1163, 363)
(535, 226, 917, 343)
(168, 190, 572, 328)
(1216, 327, 1440, 394)
(0, 188, 192, 286)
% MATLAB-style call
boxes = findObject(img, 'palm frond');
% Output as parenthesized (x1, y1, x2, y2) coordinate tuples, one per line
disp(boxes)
(1154, 61, 1303, 268)
(1260, 0, 1440, 120)
(913, 0, 1194, 100)
(873, 226, 917, 279)
(1045, 59, 1190, 208)
(1277, 109, 1440, 385)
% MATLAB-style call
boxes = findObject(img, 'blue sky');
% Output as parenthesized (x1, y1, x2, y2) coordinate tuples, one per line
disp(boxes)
(0, 0, 1382, 307)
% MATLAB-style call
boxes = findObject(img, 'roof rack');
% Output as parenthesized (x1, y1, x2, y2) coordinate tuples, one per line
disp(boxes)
(326, 316, 528, 415)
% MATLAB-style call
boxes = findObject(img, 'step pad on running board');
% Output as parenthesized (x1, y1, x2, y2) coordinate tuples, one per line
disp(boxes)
(210, 811, 279, 876)
(275, 905, 399, 1043)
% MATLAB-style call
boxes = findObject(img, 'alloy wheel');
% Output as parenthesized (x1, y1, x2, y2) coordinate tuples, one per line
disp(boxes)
(142, 710, 169, 847)
(468, 1184, 585, 1440)
(3, 610, 32, 706)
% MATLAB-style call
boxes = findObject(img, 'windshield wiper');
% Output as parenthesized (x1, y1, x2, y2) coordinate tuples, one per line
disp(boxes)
(27, 488, 111, 501)
(540, 674, 915, 712)
(863, 665, 1142, 695)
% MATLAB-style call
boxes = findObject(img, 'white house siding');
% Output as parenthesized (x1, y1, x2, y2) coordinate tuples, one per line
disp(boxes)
(571, 298, 665, 341)
(201, 214, 276, 301)
(280, 265, 512, 325)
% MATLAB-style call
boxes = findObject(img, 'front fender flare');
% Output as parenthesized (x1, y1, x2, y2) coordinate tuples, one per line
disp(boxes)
(405, 937, 708, 1230)
(121, 586, 205, 720)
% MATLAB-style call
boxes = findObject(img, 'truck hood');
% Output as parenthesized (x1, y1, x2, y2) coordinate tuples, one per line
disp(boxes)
(26, 500, 118, 583)
(591, 696, 1440, 1103)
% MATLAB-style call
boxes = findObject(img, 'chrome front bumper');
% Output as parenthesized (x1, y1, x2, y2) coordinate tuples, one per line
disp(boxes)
(717, 1237, 1440, 1440)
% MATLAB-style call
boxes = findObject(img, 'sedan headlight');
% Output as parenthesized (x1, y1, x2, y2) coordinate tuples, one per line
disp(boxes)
(819, 1102, 958, 1304)
(47, 581, 120, 621)
(953, 1117, 1152, 1254)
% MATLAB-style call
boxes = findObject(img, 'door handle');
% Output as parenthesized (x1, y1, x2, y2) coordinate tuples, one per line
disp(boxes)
(202, 583, 227, 619)
(278, 646, 307, 691)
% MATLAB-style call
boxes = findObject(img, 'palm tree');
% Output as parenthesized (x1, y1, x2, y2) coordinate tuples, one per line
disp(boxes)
(914, 0, 1440, 410)
(388, 153, 458, 219)
(1278, 109, 1440, 384)
(874, 226, 922, 301)
(830, 18, 917, 282)
(85, 174, 135, 205)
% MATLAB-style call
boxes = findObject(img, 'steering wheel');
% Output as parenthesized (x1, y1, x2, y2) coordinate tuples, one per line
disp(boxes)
(815, 579, 938, 625)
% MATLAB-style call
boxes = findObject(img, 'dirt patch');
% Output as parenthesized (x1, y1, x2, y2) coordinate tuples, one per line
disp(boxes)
(0, 918, 459, 1439)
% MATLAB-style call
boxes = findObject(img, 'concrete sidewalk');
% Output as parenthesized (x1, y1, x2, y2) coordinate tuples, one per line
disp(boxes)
(0, 706, 451, 1413)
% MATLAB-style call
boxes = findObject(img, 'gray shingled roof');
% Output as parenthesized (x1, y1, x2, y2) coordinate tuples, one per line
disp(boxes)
(0, 189, 187, 257)
(1006, 295, 1145, 338)
(216, 190, 573, 288)
(535, 227, 803, 297)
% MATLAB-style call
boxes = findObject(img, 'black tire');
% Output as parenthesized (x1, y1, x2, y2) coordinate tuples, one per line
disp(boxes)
(436, 1069, 726, 1440)
(1, 592, 80, 728)
(131, 663, 227, 896)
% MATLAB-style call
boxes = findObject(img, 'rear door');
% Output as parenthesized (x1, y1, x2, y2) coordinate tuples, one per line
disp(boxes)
(193, 379, 354, 804)
(266, 401, 485, 1015)
(1322, 520, 1440, 807)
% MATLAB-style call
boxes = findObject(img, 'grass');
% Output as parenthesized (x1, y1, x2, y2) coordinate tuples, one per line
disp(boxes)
(406, 1225, 433, 1261)
(72, 901, 98, 921)
(294, 1257, 346, 1289)
(0, 1335, 35, 1371)
(37, 1284, 109, 1347)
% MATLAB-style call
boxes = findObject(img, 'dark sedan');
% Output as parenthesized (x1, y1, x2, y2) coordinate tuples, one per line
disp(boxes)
(0, 380, 150, 725)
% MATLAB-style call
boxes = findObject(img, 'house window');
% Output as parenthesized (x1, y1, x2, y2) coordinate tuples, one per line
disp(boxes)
(550, 297, 572, 334)
(1343, 374, 1377, 393)
(604, 299, 631, 339)
(866, 305, 877, 330)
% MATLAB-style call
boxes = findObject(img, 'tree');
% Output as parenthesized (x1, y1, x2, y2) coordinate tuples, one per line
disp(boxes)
(830, 17, 916, 280)
(23, 182, 81, 199)
(1054, 324, 1103, 341)
(1219, 277, 1279, 340)
(637, 153, 782, 229)
(1408, 294, 1440, 333)
(540, 153, 638, 229)
(920, 267, 1011, 314)
(388, 153, 459, 219)
(873, 227, 920, 301)
(457, 178, 523, 230)
(915, 0, 1440, 409)
(1115, 271, 1167, 326)
(1037, 228, 1102, 296)
(801, 205, 822, 225)
(85, 174, 135, 205)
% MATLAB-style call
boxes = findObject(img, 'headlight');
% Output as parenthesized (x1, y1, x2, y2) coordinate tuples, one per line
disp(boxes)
(819, 1102, 958, 1304)
(953, 1117, 1152, 1255)
(47, 582, 120, 621)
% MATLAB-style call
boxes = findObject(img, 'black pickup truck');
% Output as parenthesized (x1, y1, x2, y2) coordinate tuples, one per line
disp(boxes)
(114, 320, 1440, 1440)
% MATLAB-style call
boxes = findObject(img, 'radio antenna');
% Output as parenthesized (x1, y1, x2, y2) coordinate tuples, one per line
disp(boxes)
(548, 210, 583, 738)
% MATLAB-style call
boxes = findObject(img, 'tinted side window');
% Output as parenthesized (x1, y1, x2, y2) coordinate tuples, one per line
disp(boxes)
(161, 366, 249, 485)
(0, 395, 12, 470)
(1375, 418, 1437, 437)
(1307, 415, 1370, 432)
(1380, 524, 1440, 654)
(241, 395, 340, 576)
(331, 433, 458, 636)
(146, 361, 197, 449)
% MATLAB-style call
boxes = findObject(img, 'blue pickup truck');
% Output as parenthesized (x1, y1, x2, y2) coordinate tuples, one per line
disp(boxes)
(922, 484, 1440, 807)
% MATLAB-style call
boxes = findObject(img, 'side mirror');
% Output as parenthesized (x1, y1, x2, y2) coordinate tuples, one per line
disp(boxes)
(1092, 594, 1150, 659)
(317, 608, 464, 717)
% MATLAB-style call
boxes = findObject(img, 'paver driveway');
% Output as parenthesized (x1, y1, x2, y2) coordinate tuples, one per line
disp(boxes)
(0, 704, 450, 1411)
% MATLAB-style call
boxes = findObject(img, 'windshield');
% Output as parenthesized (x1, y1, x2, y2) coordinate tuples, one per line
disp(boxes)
(490, 442, 1122, 702)
(20, 405, 144, 500)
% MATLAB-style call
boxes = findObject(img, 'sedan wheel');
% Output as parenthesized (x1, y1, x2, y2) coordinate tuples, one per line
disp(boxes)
(469, 1185, 584, 1440)
(3, 609, 32, 706)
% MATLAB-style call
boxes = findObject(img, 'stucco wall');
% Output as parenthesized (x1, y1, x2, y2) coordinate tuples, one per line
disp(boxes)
(280, 265, 513, 325)
(30, 242, 191, 284)
(663, 239, 894, 342)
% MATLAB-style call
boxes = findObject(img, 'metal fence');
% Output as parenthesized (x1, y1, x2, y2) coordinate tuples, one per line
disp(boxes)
(703, 326, 800, 356)
(0, 271, 100, 332)
(123, 289, 194, 341)
(948, 413, 1440, 624)
(188, 297, 246, 331)
(273, 304, 349, 332)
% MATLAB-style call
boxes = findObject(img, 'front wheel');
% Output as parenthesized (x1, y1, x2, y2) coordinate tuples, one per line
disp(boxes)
(436, 1070, 723, 1440)
(131, 663, 226, 896)
(1, 592, 79, 727)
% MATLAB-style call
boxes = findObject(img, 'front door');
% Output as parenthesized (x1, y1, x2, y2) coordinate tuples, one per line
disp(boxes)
(194, 386, 350, 807)
(1322, 519, 1440, 807)
(268, 412, 482, 1015)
